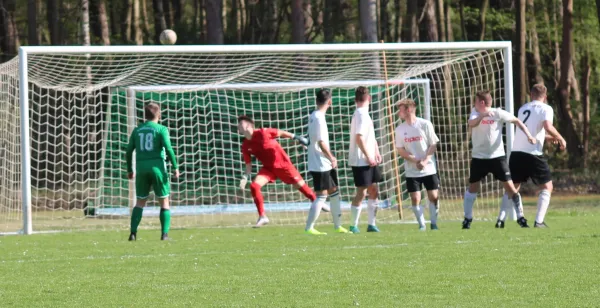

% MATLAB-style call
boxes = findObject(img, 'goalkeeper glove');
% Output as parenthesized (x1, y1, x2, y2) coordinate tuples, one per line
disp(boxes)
(239, 173, 251, 189)
(292, 134, 309, 146)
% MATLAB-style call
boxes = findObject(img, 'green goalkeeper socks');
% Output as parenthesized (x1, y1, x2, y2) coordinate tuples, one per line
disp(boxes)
(160, 208, 171, 234)
(130, 206, 144, 233)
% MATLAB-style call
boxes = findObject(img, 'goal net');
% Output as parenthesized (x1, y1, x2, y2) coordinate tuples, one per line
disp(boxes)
(2, 43, 514, 234)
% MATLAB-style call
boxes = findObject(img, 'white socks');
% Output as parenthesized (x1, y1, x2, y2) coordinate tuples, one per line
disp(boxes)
(429, 201, 438, 225)
(305, 195, 326, 231)
(511, 192, 525, 219)
(497, 193, 509, 221)
(367, 199, 378, 226)
(536, 189, 551, 223)
(329, 192, 342, 229)
(351, 205, 362, 227)
(463, 190, 477, 219)
(412, 205, 426, 227)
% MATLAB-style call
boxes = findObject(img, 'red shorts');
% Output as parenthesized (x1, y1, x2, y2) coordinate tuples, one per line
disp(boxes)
(258, 165, 303, 185)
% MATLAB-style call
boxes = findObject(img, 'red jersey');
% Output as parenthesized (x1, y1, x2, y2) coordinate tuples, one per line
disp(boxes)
(242, 128, 293, 169)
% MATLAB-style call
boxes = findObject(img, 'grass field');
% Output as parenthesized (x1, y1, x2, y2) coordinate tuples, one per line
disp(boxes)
(1, 201, 599, 307)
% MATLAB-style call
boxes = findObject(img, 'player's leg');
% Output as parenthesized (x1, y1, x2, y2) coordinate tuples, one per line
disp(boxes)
(349, 166, 372, 233)
(531, 157, 553, 227)
(326, 169, 348, 233)
(463, 159, 485, 229)
(251, 168, 274, 227)
(366, 183, 380, 232)
(498, 156, 528, 227)
(129, 171, 151, 241)
(406, 178, 426, 230)
(304, 171, 328, 235)
(425, 175, 441, 230)
(153, 166, 172, 240)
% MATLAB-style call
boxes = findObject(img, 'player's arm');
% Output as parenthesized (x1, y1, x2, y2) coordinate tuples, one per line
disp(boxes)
(125, 132, 136, 179)
(543, 120, 567, 150)
(356, 134, 376, 166)
(468, 110, 489, 128)
(160, 128, 180, 178)
(422, 121, 439, 164)
(276, 129, 309, 146)
(512, 118, 536, 143)
(313, 118, 337, 167)
(396, 147, 419, 163)
(239, 144, 252, 189)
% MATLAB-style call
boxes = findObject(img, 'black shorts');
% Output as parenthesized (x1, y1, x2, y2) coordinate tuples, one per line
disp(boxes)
(469, 156, 511, 183)
(509, 151, 552, 185)
(310, 169, 339, 191)
(351, 166, 383, 187)
(406, 174, 440, 193)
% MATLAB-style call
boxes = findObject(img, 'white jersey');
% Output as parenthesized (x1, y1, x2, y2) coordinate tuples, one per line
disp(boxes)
(513, 100, 553, 155)
(349, 107, 378, 167)
(469, 107, 516, 159)
(307, 110, 332, 172)
(395, 117, 439, 178)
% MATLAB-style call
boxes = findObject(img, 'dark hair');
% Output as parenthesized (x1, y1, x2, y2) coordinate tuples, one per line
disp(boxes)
(355, 86, 369, 102)
(316, 88, 332, 105)
(397, 99, 416, 108)
(237, 115, 255, 126)
(144, 103, 161, 120)
(475, 90, 492, 105)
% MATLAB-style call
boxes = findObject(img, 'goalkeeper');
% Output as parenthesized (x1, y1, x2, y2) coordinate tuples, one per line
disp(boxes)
(238, 115, 318, 228)
(126, 103, 180, 241)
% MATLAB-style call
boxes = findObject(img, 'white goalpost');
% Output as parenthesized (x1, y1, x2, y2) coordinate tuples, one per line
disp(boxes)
(2, 42, 514, 234)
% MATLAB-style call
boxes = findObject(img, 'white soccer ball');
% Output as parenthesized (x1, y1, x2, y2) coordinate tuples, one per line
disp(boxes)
(160, 29, 177, 45)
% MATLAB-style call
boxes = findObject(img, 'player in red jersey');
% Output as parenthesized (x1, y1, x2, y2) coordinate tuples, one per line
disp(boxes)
(237, 115, 318, 228)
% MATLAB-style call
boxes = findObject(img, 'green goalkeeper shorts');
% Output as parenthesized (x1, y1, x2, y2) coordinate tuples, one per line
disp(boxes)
(135, 163, 170, 199)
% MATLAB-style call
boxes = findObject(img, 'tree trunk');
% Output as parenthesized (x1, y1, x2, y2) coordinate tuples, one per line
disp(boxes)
(402, 0, 418, 42)
(527, 0, 542, 84)
(28, 0, 39, 45)
(291, 0, 304, 43)
(580, 51, 591, 169)
(459, 0, 467, 40)
(0, 0, 19, 55)
(556, 0, 582, 168)
(437, 0, 446, 42)
(163, 0, 173, 29)
(227, 0, 240, 43)
(206, 0, 223, 44)
(140, 0, 152, 42)
(514, 0, 526, 108)
(445, 0, 453, 41)
(324, 0, 334, 42)
(421, 0, 438, 42)
(394, 0, 401, 42)
(263, 0, 279, 44)
(133, 0, 143, 44)
(82, 0, 91, 45)
(359, 0, 378, 43)
(95, 0, 110, 45)
(47, 0, 60, 44)
(478, 0, 488, 40)
(122, 0, 132, 43)
(380, 0, 391, 42)
(153, 0, 167, 43)
(341, 0, 356, 42)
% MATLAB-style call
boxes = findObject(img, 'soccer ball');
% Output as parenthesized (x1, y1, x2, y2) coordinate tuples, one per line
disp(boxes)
(160, 29, 177, 45)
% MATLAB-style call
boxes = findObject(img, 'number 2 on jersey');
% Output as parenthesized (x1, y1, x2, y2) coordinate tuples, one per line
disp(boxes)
(522, 110, 531, 124)
(138, 133, 154, 151)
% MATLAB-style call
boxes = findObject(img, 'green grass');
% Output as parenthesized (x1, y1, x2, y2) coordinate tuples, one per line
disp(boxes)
(1, 205, 600, 307)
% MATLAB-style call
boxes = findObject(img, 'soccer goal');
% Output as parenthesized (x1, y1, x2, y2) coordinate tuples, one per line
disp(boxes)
(3, 42, 514, 234)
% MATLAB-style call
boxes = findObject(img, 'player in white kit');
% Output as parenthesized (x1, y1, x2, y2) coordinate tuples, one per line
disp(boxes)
(304, 89, 350, 234)
(395, 99, 440, 231)
(462, 90, 536, 229)
(496, 84, 566, 228)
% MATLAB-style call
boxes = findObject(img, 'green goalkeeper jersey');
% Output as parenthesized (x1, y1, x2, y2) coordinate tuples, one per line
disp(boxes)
(125, 121, 179, 173)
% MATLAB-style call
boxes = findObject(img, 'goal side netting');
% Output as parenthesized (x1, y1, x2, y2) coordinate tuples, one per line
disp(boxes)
(1, 43, 513, 233)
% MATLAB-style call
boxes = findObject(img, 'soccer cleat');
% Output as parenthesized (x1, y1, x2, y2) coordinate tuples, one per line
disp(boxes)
(430, 224, 439, 230)
(334, 226, 350, 233)
(367, 225, 380, 232)
(253, 216, 270, 228)
(534, 221, 548, 228)
(128, 232, 136, 241)
(349, 226, 360, 234)
(305, 228, 327, 235)
(419, 225, 426, 231)
(462, 218, 472, 229)
(517, 217, 530, 228)
(161, 233, 170, 241)
(495, 220, 505, 229)
(320, 204, 331, 212)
